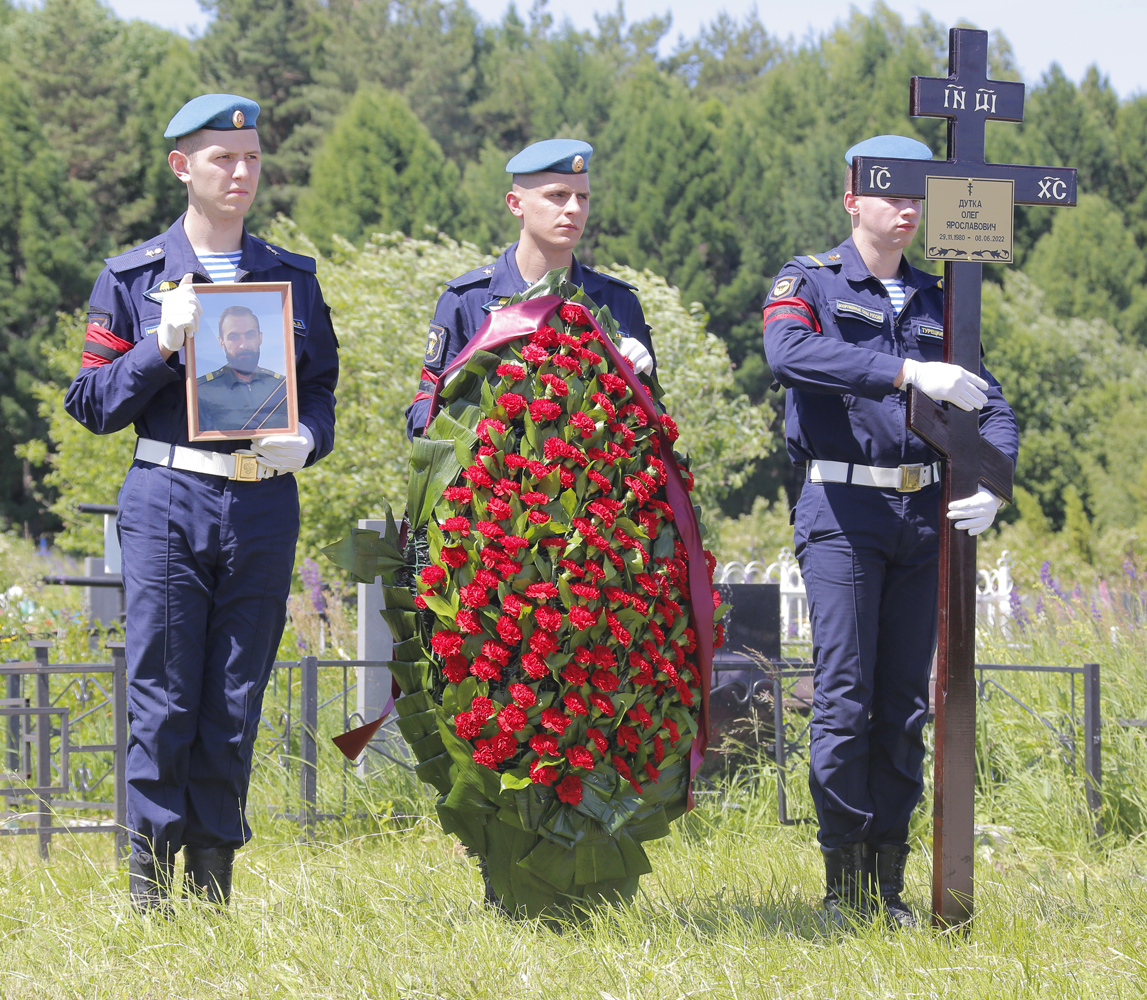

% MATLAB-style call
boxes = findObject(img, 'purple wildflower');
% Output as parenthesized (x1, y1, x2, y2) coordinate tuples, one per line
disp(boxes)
(300, 558, 326, 613)
(1009, 588, 1029, 628)
(1125, 559, 1138, 582)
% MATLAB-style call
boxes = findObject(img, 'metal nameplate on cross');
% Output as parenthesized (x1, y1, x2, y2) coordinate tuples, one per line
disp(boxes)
(853, 27, 1076, 929)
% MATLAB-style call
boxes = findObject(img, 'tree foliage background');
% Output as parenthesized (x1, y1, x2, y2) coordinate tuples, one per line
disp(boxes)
(5, 0, 1147, 588)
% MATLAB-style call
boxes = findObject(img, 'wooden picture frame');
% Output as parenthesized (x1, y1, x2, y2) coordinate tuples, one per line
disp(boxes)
(185, 282, 297, 442)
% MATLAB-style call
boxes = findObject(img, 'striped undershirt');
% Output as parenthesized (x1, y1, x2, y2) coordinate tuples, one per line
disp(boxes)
(198, 251, 243, 283)
(880, 277, 906, 314)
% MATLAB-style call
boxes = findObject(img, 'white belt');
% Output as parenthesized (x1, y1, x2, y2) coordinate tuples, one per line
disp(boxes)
(134, 437, 280, 482)
(808, 459, 940, 493)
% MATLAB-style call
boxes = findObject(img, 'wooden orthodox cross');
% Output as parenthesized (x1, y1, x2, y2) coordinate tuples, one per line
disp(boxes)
(851, 28, 1076, 927)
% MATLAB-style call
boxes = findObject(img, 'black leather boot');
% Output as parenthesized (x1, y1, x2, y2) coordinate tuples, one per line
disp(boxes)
(869, 842, 917, 928)
(822, 843, 867, 927)
(182, 846, 235, 906)
(129, 850, 174, 914)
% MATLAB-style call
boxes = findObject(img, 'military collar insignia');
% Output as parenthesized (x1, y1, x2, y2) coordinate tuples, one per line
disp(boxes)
(145, 247, 164, 258)
(483, 266, 495, 276)
(144, 278, 183, 305)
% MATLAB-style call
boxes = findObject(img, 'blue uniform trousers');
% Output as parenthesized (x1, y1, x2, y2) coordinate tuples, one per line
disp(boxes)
(794, 481, 940, 849)
(116, 461, 299, 858)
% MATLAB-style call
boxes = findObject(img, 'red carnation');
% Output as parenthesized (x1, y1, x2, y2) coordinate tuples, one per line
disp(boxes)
(440, 516, 471, 535)
(562, 663, 589, 686)
(526, 460, 552, 479)
(587, 728, 609, 755)
(662, 718, 680, 744)
(531, 324, 559, 347)
(526, 511, 549, 526)
(430, 630, 464, 656)
(617, 724, 640, 753)
(628, 704, 654, 730)
(565, 745, 595, 770)
(558, 302, 591, 326)
(486, 497, 512, 521)
(564, 691, 589, 716)
(653, 735, 665, 763)
(493, 477, 521, 496)
(533, 602, 564, 629)
(539, 373, 569, 396)
(525, 582, 559, 600)
(470, 656, 500, 681)
(599, 372, 627, 395)
(605, 612, 631, 645)
(529, 759, 559, 785)
(521, 343, 551, 364)
(459, 583, 490, 608)
(529, 398, 563, 422)
(568, 605, 599, 631)
(443, 655, 469, 683)
(464, 464, 494, 487)
(495, 616, 522, 644)
(476, 418, 507, 444)
(442, 486, 472, 503)
(497, 363, 527, 380)
(455, 711, 483, 740)
(520, 491, 549, 505)
(529, 631, 561, 661)
(497, 703, 528, 733)
(521, 652, 549, 679)
(481, 640, 511, 666)
(590, 669, 620, 692)
(649, 621, 665, 645)
(420, 565, 446, 587)
(496, 392, 527, 417)
(441, 545, 468, 568)
(571, 582, 600, 600)
(474, 521, 505, 539)
(455, 608, 482, 634)
(555, 774, 583, 805)
(509, 683, 537, 707)
(568, 412, 596, 439)
(586, 471, 613, 495)
(714, 621, 726, 648)
(558, 467, 576, 488)
(643, 762, 661, 783)
(659, 413, 680, 442)
(540, 707, 572, 734)
(529, 732, 559, 756)
(472, 743, 498, 769)
(589, 692, 615, 716)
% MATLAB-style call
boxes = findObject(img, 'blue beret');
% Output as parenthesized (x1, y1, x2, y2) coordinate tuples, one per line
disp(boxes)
(506, 139, 593, 175)
(164, 94, 261, 139)
(844, 134, 933, 165)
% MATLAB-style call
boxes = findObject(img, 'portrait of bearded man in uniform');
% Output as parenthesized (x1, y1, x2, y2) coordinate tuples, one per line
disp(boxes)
(195, 303, 289, 432)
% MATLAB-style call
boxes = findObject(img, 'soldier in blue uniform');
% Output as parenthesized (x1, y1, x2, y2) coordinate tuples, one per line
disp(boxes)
(64, 94, 339, 910)
(405, 138, 656, 438)
(196, 305, 289, 432)
(763, 135, 1018, 927)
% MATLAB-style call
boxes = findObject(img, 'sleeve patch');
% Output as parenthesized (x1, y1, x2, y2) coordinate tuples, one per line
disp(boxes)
(424, 323, 446, 365)
(768, 275, 799, 300)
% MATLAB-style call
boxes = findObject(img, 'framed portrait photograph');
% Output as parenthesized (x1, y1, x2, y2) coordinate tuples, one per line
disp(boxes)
(185, 282, 298, 442)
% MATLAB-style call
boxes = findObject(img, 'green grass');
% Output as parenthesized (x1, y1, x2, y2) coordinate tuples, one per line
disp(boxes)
(5, 547, 1147, 998)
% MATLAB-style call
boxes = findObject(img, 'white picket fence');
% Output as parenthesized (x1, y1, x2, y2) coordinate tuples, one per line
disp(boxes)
(715, 549, 1015, 646)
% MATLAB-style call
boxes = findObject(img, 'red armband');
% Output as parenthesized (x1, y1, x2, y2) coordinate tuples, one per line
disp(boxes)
(763, 297, 821, 333)
(409, 367, 440, 406)
(81, 323, 134, 368)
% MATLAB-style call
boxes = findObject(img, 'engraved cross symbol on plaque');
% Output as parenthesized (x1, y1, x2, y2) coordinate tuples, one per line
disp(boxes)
(852, 27, 1077, 928)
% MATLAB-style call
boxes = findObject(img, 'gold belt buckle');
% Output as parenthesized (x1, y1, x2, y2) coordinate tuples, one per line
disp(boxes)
(898, 463, 924, 492)
(230, 450, 260, 482)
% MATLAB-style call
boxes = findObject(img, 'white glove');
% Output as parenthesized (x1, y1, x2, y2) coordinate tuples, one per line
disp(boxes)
(252, 422, 315, 474)
(947, 489, 1002, 536)
(157, 273, 201, 353)
(618, 337, 654, 376)
(899, 357, 988, 411)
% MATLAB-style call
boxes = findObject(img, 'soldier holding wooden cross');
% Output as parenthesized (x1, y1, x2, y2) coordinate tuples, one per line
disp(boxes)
(763, 134, 1019, 928)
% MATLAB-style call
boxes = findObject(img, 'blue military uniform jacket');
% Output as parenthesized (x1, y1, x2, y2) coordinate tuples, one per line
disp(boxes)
(763, 237, 1018, 472)
(405, 241, 656, 438)
(196, 365, 289, 433)
(65, 215, 338, 461)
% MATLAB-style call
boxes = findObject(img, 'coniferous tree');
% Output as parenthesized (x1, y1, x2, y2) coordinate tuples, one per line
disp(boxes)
(295, 86, 460, 249)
